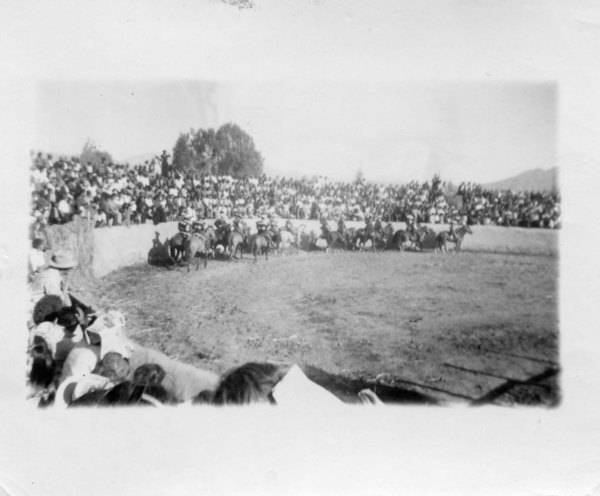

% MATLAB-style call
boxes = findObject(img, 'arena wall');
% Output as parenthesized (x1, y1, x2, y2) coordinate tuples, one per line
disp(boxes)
(47, 219, 559, 280)
(92, 222, 177, 278)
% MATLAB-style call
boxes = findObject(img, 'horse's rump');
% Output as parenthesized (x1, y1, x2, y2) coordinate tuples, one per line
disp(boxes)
(250, 233, 270, 252)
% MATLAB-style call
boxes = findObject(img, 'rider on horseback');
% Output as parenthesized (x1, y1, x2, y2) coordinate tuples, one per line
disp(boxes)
(448, 219, 457, 242)
(406, 214, 416, 236)
(214, 213, 231, 242)
(268, 213, 279, 232)
(256, 215, 273, 248)
(320, 215, 330, 238)
(374, 215, 383, 234)
(284, 218, 295, 234)
(191, 220, 205, 235)
(232, 211, 244, 234)
(214, 215, 227, 233)
(256, 215, 269, 234)
(364, 215, 373, 233)
(337, 215, 346, 235)
(178, 211, 193, 240)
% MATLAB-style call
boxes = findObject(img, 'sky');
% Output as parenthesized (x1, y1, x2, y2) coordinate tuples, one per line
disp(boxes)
(25, 0, 600, 187)
(35, 80, 556, 185)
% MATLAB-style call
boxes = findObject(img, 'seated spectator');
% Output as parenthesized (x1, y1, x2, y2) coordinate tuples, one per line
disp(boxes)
(57, 310, 220, 404)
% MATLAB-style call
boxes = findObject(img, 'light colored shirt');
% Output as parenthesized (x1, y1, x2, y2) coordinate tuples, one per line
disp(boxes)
(29, 267, 71, 306)
(28, 248, 46, 281)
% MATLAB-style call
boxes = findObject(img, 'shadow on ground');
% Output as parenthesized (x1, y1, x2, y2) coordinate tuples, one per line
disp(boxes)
(148, 232, 175, 267)
(302, 365, 440, 405)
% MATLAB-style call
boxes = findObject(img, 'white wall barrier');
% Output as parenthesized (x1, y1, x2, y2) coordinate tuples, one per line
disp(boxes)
(92, 221, 179, 278)
(90, 219, 558, 278)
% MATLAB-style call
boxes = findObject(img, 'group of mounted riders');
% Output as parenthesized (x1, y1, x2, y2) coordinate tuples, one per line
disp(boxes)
(171, 209, 472, 269)
(170, 209, 286, 269)
(317, 213, 466, 253)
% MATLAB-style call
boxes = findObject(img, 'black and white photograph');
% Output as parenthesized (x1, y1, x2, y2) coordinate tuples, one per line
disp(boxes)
(26, 80, 560, 409)
(1, 0, 600, 495)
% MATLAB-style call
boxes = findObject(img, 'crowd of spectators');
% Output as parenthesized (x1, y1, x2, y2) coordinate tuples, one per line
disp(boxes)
(29, 151, 561, 235)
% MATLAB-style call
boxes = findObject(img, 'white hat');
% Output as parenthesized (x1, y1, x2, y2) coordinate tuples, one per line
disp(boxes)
(48, 250, 77, 270)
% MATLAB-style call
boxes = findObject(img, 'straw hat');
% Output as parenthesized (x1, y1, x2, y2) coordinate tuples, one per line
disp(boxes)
(48, 250, 77, 270)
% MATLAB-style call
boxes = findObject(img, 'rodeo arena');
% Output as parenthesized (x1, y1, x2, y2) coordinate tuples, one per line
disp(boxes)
(26, 150, 560, 408)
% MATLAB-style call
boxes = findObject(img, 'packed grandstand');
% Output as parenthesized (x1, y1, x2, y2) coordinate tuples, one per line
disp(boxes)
(26, 149, 560, 408)
(29, 150, 561, 237)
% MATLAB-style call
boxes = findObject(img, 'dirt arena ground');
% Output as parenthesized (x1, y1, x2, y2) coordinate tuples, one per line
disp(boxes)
(86, 237, 559, 407)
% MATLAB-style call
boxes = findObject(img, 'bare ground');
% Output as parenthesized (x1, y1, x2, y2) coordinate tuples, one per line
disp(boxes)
(84, 247, 559, 407)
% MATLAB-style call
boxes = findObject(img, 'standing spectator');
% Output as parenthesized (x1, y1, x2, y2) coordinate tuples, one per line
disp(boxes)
(29, 250, 77, 307)
(159, 150, 171, 178)
(56, 193, 72, 224)
(28, 238, 47, 282)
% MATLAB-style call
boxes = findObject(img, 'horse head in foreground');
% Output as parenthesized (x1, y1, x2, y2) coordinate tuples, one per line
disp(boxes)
(435, 224, 473, 253)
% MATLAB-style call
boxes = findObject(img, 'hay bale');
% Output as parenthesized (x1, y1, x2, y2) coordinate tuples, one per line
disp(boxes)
(44, 217, 97, 296)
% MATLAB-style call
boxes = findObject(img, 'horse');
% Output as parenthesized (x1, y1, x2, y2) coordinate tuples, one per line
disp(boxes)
(202, 225, 218, 256)
(354, 227, 381, 251)
(268, 227, 282, 254)
(169, 232, 187, 262)
(185, 233, 210, 272)
(435, 224, 473, 253)
(227, 229, 246, 261)
(383, 223, 395, 249)
(345, 228, 359, 250)
(371, 230, 388, 252)
(296, 224, 309, 251)
(279, 230, 299, 254)
(249, 232, 271, 264)
(320, 226, 348, 253)
(391, 226, 429, 252)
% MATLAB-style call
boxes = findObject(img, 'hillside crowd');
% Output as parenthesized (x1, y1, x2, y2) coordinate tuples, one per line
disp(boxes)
(30, 151, 561, 236)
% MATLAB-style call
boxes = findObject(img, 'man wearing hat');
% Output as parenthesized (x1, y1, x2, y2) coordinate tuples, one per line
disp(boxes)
(30, 250, 77, 307)
(256, 215, 268, 234)
(447, 218, 457, 243)
(191, 219, 205, 235)
(177, 216, 191, 238)
(405, 213, 416, 237)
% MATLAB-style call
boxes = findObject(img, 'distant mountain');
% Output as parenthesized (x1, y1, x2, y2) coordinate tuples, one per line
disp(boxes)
(483, 167, 558, 193)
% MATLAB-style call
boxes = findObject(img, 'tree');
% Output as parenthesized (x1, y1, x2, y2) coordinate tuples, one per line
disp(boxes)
(215, 123, 263, 177)
(80, 139, 113, 174)
(170, 123, 263, 178)
(190, 128, 221, 175)
(172, 133, 194, 172)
